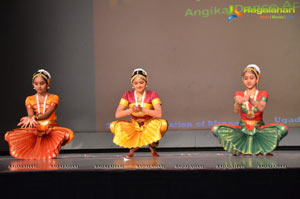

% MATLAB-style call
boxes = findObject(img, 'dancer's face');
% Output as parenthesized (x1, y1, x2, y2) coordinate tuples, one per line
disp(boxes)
(33, 76, 48, 94)
(132, 77, 147, 93)
(243, 71, 257, 89)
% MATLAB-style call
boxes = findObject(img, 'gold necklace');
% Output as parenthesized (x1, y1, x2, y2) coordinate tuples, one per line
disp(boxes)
(244, 90, 258, 119)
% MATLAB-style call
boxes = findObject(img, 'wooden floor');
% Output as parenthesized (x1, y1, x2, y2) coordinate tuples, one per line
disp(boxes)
(0, 150, 300, 172)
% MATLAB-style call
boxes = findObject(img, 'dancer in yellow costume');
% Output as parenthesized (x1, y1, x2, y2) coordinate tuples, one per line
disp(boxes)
(110, 68, 168, 158)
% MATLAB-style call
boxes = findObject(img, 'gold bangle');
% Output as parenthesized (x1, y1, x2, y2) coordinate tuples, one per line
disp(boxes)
(254, 102, 259, 108)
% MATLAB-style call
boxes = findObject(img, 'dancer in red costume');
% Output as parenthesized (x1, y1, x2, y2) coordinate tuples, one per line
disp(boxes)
(5, 69, 74, 159)
(212, 64, 288, 156)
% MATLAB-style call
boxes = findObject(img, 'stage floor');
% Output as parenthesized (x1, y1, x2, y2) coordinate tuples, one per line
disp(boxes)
(1, 150, 300, 172)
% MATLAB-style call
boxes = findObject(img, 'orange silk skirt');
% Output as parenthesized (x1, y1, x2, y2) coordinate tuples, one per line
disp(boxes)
(5, 124, 74, 160)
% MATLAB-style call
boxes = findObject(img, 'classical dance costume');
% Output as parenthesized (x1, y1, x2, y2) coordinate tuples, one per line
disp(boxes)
(110, 90, 168, 148)
(212, 90, 288, 155)
(5, 94, 74, 159)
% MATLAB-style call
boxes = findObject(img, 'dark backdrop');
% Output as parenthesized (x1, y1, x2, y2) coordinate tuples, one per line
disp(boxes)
(0, 0, 96, 151)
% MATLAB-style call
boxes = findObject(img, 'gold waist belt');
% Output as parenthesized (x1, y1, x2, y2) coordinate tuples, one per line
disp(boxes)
(241, 119, 260, 126)
(38, 120, 58, 126)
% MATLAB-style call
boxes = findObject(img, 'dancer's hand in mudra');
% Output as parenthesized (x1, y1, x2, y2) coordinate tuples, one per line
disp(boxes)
(17, 116, 38, 128)
(132, 105, 142, 112)
(243, 94, 250, 102)
(234, 96, 243, 105)
(249, 95, 257, 106)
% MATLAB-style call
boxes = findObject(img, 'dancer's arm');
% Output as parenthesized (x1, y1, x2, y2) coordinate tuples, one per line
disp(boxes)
(141, 104, 162, 118)
(233, 102, 241, 114)
(34, 104, 56, 120)
(234, 95, 243, 114)
(250, 97, 266, 112)
(115, 104, 133, 118)
(18, 98, 58, 127)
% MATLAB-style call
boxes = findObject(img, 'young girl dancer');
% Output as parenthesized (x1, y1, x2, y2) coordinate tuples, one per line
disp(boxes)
(110, 68, 168, 158)
(212, 64, 288, 156)
(5, 69, 74, 159)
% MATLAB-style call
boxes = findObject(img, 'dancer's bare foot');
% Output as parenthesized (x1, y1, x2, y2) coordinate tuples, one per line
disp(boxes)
(126, 148, 138, 158)
(149, 147, 159, 157)
(125, 154, 133, 158)
(152, 152, 160, 157)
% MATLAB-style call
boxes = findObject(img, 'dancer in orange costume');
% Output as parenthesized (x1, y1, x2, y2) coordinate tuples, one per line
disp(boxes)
(5, 69, 74, 159)
(110, 68, 168, 158)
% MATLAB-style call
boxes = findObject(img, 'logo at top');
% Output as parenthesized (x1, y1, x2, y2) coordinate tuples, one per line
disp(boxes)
(227, 5, 243, 21)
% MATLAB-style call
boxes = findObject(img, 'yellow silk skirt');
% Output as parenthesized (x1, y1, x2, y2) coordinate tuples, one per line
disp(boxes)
(110, 118, 168, 148)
